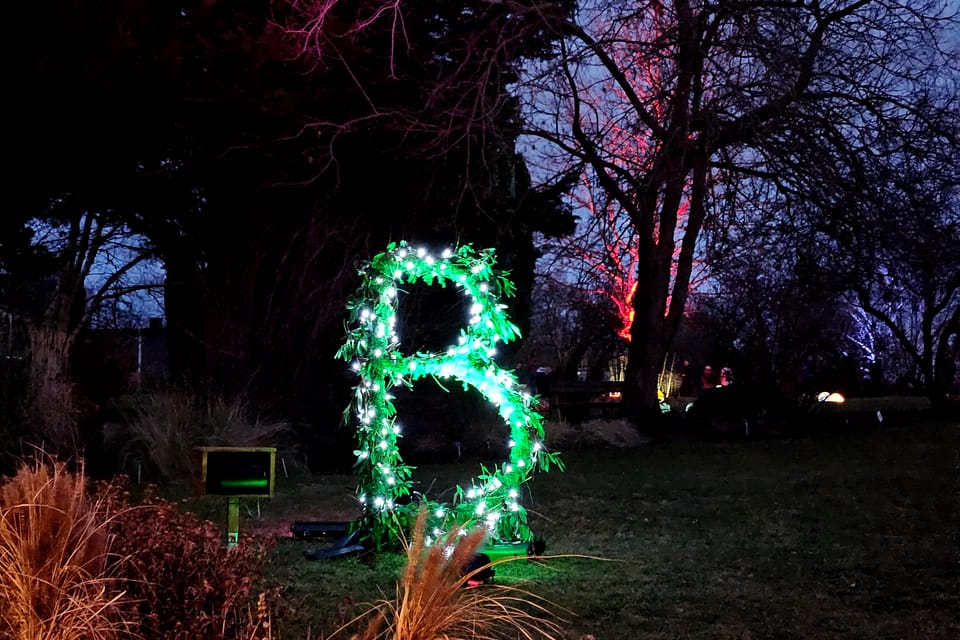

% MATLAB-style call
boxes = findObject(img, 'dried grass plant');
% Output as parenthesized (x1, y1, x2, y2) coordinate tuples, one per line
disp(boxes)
(116, 390, 198, 479)
(203, 395, 291, 448)
(0, 456, 132, 640)
(113, 391, 290, 480)
(340, 507, 566, 640)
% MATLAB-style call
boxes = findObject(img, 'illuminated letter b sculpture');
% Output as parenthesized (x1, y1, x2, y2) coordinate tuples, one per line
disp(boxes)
(337, 242, 560, 546)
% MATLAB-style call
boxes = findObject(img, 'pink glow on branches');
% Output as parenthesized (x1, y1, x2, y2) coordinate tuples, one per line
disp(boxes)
(287, 0, 405, 71)
(541, 7, 709, 342)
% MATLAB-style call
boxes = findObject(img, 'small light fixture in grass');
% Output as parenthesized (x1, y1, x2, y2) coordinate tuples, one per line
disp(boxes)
(817, 391, 846, 403)
(337, 241, 563, 547)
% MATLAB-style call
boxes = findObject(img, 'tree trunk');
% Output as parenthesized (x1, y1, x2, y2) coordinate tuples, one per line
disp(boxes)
(163, 256, 207, 389)
(621, 253, 668, 424)
(26, 325, 79, 453)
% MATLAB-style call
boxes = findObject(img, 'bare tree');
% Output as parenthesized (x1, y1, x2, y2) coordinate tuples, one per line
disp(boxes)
(287, 0, 958, 419)
(513, 0, 958, 418)
(839, 153, 960, 406)
(24, 213, 161, 451)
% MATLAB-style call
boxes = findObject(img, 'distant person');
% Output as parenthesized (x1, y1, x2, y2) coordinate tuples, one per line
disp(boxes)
(678, 359, 694, 396)
(868, 358, 885, 396)
(521, 355, 539, 394)
(720, 367, 734, 387)
(701, 365, 717, 391)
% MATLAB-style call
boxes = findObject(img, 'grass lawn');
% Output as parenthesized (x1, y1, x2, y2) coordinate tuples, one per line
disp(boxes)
(211, 419, 958, 639)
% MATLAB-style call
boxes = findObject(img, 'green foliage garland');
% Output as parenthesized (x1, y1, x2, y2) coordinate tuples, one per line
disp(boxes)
(337, 241, 561, 545)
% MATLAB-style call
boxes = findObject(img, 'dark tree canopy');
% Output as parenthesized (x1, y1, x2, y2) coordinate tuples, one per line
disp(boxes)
(3, 0, 572, 456)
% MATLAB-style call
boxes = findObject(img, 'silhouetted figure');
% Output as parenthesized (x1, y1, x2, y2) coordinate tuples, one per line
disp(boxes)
(678, 359, 694, 396)
(720, 367, 733, 387)
(701, 365, 717, 391)
(868, 358, 885, 396)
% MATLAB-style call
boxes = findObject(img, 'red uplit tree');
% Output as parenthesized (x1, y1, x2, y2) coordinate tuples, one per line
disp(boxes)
(539, 168, 709, 345)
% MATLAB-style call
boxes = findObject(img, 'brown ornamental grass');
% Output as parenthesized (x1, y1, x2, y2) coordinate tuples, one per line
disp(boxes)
(341, 507, 567, 640)
(0, 456, 132, 640)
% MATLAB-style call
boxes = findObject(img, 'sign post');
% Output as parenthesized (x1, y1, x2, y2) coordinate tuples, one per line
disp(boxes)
(196, 447, 276, 549)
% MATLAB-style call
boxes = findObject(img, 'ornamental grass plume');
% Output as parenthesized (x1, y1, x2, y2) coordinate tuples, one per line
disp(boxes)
(342, 506, 565, 640)
(0, 455, 132, 640)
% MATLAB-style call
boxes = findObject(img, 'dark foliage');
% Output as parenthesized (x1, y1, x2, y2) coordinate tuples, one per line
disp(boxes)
(4, 1, 573, 457)
(103, 482, 274, 640)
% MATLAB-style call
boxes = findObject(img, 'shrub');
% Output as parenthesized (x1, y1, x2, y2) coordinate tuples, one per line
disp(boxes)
(545, 418, 650, 449)
(0, 456, 276, 640)
(109, 390, 291, 481)
(104, 482, 275, 640)
(0, 456, 132, 640)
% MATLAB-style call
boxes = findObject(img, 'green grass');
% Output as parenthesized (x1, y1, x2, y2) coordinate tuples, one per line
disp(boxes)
(199, 421, 958, 639)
